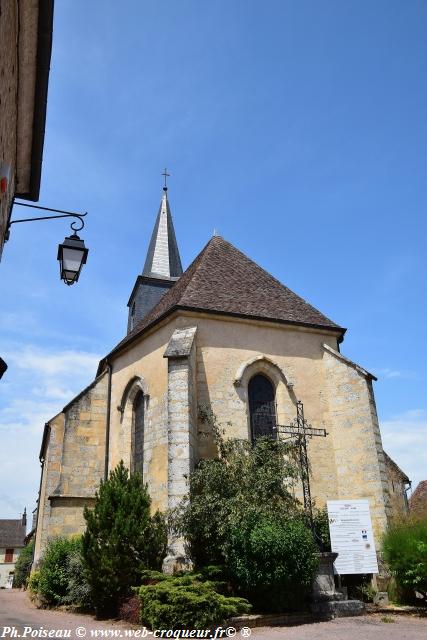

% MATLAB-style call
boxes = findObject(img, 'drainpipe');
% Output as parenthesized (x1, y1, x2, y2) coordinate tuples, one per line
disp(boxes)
(104, 359, 112, 481)
(32, 423, 50, 566)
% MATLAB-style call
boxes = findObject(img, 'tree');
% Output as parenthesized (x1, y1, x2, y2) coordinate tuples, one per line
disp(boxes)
(13, 540, 34, 588)
(82, 461, 167, 617)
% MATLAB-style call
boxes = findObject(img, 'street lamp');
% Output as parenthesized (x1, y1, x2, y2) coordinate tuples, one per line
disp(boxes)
(57, 232, 88, 285)
(6, 202, 89, 285)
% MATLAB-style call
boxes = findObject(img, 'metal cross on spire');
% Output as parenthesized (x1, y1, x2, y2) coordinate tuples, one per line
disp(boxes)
(162, 168, 170, 191)
(275, 400, 328, 534)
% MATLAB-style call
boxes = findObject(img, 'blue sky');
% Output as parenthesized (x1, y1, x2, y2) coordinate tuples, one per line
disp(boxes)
(1, 0, 426, 518)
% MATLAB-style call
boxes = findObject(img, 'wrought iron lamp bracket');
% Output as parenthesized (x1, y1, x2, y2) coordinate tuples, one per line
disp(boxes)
(6, 201, 88, 240)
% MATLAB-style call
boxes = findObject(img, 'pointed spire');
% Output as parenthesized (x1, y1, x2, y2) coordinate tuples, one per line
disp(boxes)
(142, 187, 183, 279)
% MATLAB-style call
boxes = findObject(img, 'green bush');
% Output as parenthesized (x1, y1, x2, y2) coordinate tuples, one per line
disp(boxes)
(227, 512, 318, 611)
(35, 537, 89, 607)
(175, 413, 318, 612)
(83, 461, 167, 617)
(312, 507, 331, 552)
(176, 429, 301, 567)
(13, 540, 34, 588)
(138, 573, 251, 629)
(28, 570, 40, 594)
(383, 517, 427, 602)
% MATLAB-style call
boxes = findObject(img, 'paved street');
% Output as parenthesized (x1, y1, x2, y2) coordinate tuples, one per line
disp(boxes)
(0, 591, 426, 640)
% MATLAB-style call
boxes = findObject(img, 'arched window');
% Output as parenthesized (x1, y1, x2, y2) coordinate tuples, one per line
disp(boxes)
(248, 374, 276, 440)
(132, 391, 144, 476)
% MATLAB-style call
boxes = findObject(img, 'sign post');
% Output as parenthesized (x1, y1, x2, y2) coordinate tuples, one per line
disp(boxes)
(327, 499, 379, 575)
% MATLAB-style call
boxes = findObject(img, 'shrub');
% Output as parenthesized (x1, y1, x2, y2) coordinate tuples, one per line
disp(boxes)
(175, 412, 319, 611)
(312, 507, 331, 552)
(14, 540, 34, 588)
(61, 542, 92, 608)
(356, 583, 378, 603)
(175, 429, 301, 567)
(227, 512, 318, 611)
(119, 595, 141, 624)
(35, 536, 89, 607)
(28, 570, 40, 594)
(138, 573, 251, 629)
(82, 461, 167, 617)
(383, 517, 427, 602)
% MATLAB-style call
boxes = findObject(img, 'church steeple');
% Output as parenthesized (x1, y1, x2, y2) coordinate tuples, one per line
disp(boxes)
(142, 188, 183, 279)
(127, 182, 182, 334)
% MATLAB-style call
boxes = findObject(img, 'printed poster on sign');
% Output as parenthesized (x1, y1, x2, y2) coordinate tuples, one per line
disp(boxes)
(326, 499, 379, 575)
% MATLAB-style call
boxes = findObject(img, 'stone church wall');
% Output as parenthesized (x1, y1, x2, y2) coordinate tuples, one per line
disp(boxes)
(190, 313, 339, 504)
(109, 321, 173, 513)
(323, 346, 390, 542)
(384, 454, 410, 521)
(34, 412, 64, 565)
(34, 374, 108, 564)
(36, 309, 395, 564)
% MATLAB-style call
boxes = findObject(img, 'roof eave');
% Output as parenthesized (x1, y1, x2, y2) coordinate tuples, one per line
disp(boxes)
(16, 0, 54, 202)
(97, 305, 346, 375)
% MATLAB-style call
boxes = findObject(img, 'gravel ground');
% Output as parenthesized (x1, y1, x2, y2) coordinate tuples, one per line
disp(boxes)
(1, 591, 427, 640)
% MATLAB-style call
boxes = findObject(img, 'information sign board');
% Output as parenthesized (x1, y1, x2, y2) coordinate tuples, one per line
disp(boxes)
(327, 499, 379, 575)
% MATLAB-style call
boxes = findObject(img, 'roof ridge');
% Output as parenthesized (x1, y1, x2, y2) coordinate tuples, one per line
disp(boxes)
(99, 234, 345, 370)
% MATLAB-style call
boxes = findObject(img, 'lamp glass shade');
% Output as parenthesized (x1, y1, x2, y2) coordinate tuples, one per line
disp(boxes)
(57, 233, 88, 285)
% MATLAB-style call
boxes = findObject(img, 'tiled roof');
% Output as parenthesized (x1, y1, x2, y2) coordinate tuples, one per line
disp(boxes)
(384, 452, 410, 483)
(102, 236, 345, 365)
(409, 480, 427, 517)
(0, 520, 26, 548)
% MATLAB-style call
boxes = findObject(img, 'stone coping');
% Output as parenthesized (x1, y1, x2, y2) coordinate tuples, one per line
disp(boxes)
(366, 603, 427, 616)
(228, 612, 328, 628)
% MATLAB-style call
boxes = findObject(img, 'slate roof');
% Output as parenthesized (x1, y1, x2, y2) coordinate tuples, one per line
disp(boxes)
(409, 480, 427, 517)
(101, 236, 345, 367)
(142, 190, 183, 279)
(0, 520, 26, 548)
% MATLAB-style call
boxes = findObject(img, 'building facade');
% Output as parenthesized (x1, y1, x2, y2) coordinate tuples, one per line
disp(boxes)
(0, 511, 27, 588)
(34, 188, 409, 571)
(0, 0, 54, 260)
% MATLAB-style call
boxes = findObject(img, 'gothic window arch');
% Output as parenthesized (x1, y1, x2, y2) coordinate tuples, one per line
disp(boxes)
(132, 390, 145, 477)
(248, 373, 277, 441)
(117, 375, 149, 475)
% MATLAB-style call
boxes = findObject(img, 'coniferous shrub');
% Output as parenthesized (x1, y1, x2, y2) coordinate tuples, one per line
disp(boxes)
(138, 573, 251, 630)
(82, 461, 167, 617)
(383, 517, 427, 602)
(13, 540, 34, 588)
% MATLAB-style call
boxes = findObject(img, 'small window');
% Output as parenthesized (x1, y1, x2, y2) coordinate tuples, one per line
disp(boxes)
(5, 548, 14, 562)
(248, 374, 277, 440)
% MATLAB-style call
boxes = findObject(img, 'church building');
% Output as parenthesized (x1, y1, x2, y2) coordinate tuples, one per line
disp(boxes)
(33, 184, 409, 569)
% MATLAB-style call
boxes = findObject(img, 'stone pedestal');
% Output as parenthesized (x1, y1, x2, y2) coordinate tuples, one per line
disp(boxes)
(312, 552, 343, 601)
(311, 552, 365, 618)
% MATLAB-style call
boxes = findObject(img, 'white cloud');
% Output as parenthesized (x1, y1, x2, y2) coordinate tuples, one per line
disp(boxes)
(380, 409, 427, 492)
(5, 346, 99, 378)
(376, 368, 416, 380)
(0, 344, 101, 518)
